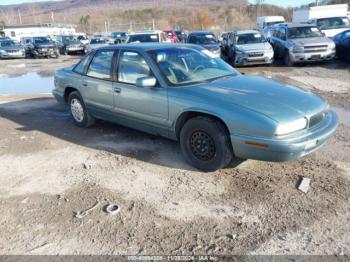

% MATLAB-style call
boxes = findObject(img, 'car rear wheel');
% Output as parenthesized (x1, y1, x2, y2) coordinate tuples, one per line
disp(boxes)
(180, 116, 233, 172)
(68, 91, 95, 127)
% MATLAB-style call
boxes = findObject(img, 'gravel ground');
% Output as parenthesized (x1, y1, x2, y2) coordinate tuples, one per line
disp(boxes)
(0, 56, 349, 255)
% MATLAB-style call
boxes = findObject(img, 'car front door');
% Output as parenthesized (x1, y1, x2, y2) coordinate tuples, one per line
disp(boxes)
(112, 50, 169, 136)
(82, 49, 115, 117)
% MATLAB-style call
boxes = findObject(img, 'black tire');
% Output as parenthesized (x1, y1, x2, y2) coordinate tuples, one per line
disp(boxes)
(283, 51, 294, 66)
(180, 116, 233, 172)
(68, 91, 95, 128)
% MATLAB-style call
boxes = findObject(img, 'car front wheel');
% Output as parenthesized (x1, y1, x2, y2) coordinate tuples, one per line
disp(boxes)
(180, 116, 233, 172)
(68, 91, 95, 127)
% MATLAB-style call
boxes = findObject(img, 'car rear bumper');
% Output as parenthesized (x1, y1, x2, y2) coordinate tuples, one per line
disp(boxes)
(52, 88, 65, 104)
(230, 110, 338, 162)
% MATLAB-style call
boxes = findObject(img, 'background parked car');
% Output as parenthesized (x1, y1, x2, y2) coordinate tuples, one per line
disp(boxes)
(109, 32, 128, 44)
(219, 32, 229, 55)
(269, 23, 336, 66)
(226, 30, 274, 66)
(163, 29, 179, 43)
(22, 36, 59, 59)
(187, 31, 221, 57)
(126, 31, 171, 43)
(333, 29, 350, 60)
(174, 30, 187, 43)
(56, 35, 86, 55)
(76, 33, 89, 45)
(86, 37, 109, 52)
(0, 38, 25, 59)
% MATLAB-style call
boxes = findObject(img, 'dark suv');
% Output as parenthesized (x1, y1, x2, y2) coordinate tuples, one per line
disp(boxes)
(56, 35, 86, 55)
(22, 36, 59, 58)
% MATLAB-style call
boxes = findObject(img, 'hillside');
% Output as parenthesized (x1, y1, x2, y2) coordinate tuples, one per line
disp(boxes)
(0, 0, 292, 33)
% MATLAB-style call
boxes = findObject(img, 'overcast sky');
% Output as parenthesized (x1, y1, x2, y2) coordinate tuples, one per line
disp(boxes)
(0, 0, 317, 7)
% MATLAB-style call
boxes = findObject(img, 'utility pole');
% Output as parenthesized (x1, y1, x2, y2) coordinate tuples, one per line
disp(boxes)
(17, 9, 22, 24)
(315, 0, 319, 6)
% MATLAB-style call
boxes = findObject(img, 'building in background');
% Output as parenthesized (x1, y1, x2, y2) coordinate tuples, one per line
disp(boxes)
(0, 23, 76, 41)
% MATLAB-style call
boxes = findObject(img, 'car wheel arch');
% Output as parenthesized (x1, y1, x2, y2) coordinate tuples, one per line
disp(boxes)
(64, 86, 79, 104)
(175, 111, 231, 141)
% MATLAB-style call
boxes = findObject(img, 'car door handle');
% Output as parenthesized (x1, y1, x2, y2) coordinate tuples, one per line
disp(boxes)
(82, 83, 88, 87)
(114, 87, 121, 93)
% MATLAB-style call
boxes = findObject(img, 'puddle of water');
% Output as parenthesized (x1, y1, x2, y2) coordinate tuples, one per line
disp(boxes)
(333, 107, 350, 128)
(0, 73, 53, 94)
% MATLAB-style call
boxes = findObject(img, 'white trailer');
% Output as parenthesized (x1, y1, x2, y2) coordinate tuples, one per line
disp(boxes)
(293, 4, 350, 37)
(257, 16, 285, 29)
(0, 23, 76, 41)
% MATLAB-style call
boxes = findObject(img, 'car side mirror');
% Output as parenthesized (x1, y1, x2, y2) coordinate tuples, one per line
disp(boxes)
(136, 76, 157, 88)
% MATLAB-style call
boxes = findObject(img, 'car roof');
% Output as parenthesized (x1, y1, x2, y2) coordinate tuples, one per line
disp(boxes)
(188, 31, 215, 35)
(130, 30, 162, 35)
(98, 43, 201, 51)
(278, 23, 316, 28)
(236, 30, 260, 35)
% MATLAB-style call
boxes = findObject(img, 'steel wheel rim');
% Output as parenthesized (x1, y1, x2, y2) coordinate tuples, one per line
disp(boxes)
(70, 98, 84, 122)
(189, 130, 216, 162)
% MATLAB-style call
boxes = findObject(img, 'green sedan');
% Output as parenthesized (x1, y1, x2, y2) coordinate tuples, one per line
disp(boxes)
(53, 44, 338, 171)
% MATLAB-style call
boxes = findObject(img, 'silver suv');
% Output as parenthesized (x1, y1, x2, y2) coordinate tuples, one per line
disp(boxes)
(226, 30, 274, 66)
(269, 23, 336, 66)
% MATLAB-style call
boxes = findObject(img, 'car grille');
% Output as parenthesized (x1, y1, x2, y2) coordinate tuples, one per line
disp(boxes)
(309, 111, 326, 128)
(7, 50, 20, 53)
(248, 52, 264, 57)
(304, 45, 328, 53)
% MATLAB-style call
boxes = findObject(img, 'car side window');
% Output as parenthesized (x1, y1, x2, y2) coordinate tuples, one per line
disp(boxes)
(74, 53, 93, 75)
(87, 50, 114, 80)
(117, 51, 152, 85)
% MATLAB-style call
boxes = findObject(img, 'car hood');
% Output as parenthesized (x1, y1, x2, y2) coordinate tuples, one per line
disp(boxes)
(184, 75, 327, 123)
(66, 41, 82, 46)
(236, 42, 271, 52)
(290, 37, 332, 46)
(35, 43, 56, 48)
(201, 43, 221, 51)
(1, 45, 23, 51)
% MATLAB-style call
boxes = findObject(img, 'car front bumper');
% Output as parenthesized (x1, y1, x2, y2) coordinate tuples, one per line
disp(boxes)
(0, 52, 25, 58)
(230, 110, 338, 162)
(290, 49, 335, 63)
(235, 52, 274, 66)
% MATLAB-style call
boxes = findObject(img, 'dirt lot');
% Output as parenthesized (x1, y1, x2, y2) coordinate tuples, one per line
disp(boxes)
(0, 56, 350, 256)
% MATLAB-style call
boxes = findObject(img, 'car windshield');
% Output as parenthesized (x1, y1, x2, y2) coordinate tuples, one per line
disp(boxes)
(127, 34, 159, 43)
(0, 40, 16, 47)
(34, 37, 51, 44)
(111, 32, 126, 37)
(235, 33, 266, 45)
(317, 17, 350, 30)
(90, 38, 106, 44)
(265, 21, 284, 27)
(62, 36, 79, 43)
(148, 47, 238, 86)
(288, 27, 323, 39)
(188, 34, 217, 44)
(77, 35, 87, 40)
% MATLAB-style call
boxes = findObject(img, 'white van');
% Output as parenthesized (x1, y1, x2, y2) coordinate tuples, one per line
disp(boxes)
(257, 16, 286, 29)
(293, 4, 350, 37)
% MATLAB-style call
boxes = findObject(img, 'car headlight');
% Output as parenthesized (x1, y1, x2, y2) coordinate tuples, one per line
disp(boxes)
(275, 118, 307, 135)
(328, 42, 335, 49)
(0, 50, 7, 55)
(292, 45, 304, 53)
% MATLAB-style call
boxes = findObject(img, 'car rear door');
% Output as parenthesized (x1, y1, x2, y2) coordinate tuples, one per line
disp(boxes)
(81, 49, 116, 116)
(112, 49, 169, 136)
